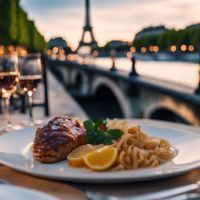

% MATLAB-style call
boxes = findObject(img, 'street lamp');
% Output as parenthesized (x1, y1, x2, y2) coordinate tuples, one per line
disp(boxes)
(110, 49, 117, 71)
(128, 46, 138, 76)
(91, 50, 99, 65)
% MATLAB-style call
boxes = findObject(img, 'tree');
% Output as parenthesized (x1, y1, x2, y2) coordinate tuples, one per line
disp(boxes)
(0, 0, 46, 51)
(0, 0, 19, 44)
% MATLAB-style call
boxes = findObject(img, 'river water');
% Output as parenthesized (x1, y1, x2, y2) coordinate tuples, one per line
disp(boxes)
(94, 58, 199, 89)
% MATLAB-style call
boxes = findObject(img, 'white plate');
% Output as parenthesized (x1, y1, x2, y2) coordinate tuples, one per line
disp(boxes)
(0, 123, 199, 183)
(0, 185, 58, 200)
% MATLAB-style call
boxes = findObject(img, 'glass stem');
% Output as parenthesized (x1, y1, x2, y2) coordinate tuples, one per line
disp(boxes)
(5, 94, 11, 128)
(28, 91, 33, 124)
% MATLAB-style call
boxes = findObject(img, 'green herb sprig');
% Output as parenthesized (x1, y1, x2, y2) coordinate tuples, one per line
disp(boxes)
(83, 119, 123, 145)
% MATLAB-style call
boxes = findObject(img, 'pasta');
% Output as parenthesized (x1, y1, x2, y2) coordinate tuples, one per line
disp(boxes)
(107, 120, 174, 170)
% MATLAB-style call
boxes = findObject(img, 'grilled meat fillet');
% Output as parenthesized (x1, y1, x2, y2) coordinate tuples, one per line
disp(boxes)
(33, 116, 86, 163)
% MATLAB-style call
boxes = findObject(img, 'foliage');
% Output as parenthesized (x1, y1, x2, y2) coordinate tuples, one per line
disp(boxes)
(84, 119, 123, 145)
(0, 0, 46, 51)
(95, 25, 200, 54)
(133, 27, 200, 51)
(0, 0, 18, 44)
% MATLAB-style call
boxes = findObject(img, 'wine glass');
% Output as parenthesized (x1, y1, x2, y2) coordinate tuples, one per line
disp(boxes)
(19, 54, 42, 126)
(0, 54, 19, 131)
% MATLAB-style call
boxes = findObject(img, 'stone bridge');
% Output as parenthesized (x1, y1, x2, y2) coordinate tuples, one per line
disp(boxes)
(48, 60, 200, 126)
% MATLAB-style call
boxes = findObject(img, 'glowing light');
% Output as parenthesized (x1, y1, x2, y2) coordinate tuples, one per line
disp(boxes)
(181, 44, 187, 52)
(51, 54, 57, 60)
(170, 45, 176, 52)
(188, 45, 194, 52)
(52, 47, 58, 54)
(2, 89, 10, 98)
(15, 46, 27, 56)
(141, 47, 146, 53)
(8, 45, 15, 51)
(47, 49, 52, 56)
(67, 54, 75, 61)
(153, 46, 159, 52)
(59, 49, 65, 55)
(19, 49, 27, 56)
(130, 46, 136, 53)
(149, 46, 154, 52)
(0, 45, 4, 50)
(127, 51, 132, 59)
(0, 49, 4, 55)
(20, 49, 27, 56)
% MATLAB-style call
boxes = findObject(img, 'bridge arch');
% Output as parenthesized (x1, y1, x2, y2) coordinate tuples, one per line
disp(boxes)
(70, 70, 89, 95)
(91, 77, 132, 118)
(148, 107, 191, 124)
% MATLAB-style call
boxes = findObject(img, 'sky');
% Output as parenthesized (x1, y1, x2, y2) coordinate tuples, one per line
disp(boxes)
(20, 0, 200, 48)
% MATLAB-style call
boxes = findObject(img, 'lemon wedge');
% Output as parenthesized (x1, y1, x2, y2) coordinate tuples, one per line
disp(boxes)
(83, 146, 117, 171)
(67, 144, 95, 167)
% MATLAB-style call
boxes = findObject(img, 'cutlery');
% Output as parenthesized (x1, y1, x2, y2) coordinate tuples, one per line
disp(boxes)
(86, 181, 200, 200)
(164, 193, 200, 200)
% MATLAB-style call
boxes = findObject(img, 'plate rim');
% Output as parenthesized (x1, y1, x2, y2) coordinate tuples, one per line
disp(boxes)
(0, 121, 200, 183)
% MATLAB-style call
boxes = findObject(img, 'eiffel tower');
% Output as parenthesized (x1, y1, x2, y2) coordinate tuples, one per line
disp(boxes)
(77, 0, 98, 51)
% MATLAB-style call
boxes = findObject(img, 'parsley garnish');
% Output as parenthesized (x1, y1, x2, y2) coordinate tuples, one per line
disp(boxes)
(83, 119, 123, 145)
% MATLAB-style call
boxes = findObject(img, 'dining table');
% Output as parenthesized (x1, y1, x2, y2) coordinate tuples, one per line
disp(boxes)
(0, 117, 200, 200)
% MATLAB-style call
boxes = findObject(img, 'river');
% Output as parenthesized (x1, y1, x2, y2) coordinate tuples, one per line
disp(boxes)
(94, 58, 199, 89)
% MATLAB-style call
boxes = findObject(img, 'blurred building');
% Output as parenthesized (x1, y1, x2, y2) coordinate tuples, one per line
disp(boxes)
(186, 23, 200, 29)
(105, 40, 129, 49)
(135, 26, 167, 40)
(48, 37, 71, 54)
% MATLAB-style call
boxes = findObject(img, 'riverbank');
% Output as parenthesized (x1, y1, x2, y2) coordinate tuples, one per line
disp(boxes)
(96, 52, 199, 63)
(94, 58, 199, 89)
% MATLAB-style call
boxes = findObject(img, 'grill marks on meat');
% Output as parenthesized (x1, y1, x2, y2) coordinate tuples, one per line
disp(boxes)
(33, 116, 86, 163)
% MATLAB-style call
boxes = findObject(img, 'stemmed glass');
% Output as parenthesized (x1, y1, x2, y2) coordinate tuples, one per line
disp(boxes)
(0, 54, 19, 131)
(19, 54, 42, 126)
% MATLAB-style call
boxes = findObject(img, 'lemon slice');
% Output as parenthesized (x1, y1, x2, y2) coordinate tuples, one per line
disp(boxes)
(83, 146, 117, 171)
(67, 144, 95, 167)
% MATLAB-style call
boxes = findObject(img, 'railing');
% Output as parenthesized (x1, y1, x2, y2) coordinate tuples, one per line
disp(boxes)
(48, 59, 200, 108)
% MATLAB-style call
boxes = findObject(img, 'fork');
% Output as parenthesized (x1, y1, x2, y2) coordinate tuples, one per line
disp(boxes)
(86, 181, 200, 200)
